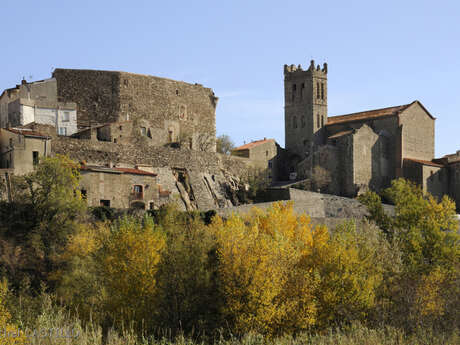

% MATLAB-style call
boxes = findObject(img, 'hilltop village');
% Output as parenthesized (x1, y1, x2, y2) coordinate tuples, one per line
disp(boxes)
(0, 62, 459, 211)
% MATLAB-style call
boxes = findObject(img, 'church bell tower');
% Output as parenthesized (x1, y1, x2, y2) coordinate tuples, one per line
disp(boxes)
(284, 60, 328, 158)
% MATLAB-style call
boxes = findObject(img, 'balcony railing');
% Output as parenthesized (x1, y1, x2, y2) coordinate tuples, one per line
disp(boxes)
(131, 192, 144, 200)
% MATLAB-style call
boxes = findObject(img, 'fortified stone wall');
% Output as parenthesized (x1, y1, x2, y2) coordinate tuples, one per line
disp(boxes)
(52, 137, 249, 175)
(53, 69, 120, 126)
(53, 69, 218, 151)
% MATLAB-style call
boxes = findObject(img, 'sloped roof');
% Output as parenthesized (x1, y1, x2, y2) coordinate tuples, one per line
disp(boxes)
(233, 139, 275, 151)
(115, 167, 157, 176)
(328, 129, 354, 139)
(404, 158, 445, 168)
(326, 101, 434, 126)
(6, 128, 50, 139)
(80, 165, 157, 176)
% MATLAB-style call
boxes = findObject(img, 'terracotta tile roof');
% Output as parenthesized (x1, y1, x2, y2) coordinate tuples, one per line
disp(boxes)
(328, 129, 354, 139)
(115, 167, 157, 176)
(404, 158, 445, 168)
(80, 165, 157, 176)
(326, 103, 413, 126)
(6, 128, 50, 139)
(233, 139, 275, 151)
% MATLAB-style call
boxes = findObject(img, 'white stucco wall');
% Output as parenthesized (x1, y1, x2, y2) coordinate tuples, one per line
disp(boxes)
(21, 105, 36, 125)
(11, 104, 77, 136)
(56, 109, 78, 136)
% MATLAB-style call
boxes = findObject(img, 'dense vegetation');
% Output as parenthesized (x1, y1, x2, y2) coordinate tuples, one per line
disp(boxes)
(0, 156, 458, 344)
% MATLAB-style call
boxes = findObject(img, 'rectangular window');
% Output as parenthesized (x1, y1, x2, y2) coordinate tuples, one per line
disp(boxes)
(58, 127, 67, 136)
(133, 185, 143, 199)
(268, 161, 273, 168)
(32, 151, 39, 166)
(100, 199, 110, 207)
(62, 111, 70, 122)
(140, 127, 147, 136)
(81, 189, 87, 199)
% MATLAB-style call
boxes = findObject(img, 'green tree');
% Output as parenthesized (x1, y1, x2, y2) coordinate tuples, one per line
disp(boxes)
(216, 134, 235, 155)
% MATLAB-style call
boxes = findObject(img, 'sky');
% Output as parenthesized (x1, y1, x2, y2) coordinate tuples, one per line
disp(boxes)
(1, 0, 459, 157)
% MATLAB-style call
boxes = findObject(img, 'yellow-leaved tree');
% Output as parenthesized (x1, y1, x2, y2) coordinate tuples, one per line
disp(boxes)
(96, 216, 166, 333)
(210, 202, 327, 336)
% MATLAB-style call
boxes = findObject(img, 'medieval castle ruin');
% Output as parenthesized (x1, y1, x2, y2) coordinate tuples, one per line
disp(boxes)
(0, 62, 459, 211)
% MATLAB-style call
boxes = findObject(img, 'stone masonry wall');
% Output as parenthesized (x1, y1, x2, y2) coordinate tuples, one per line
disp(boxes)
(52, 137, 253, 210)
(400, 102, 435, 161)
(53, 69, 217, 152)
(54, 69, 120, 126)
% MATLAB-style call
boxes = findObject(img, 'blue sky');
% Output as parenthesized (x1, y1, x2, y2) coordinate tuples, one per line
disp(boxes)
(1, 0, 459, 156)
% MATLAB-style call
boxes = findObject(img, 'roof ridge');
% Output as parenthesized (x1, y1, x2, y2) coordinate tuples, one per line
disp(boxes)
(329, 102, 412, 119)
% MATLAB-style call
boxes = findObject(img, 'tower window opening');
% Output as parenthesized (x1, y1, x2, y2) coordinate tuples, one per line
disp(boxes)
(317, 114, 320, 128)
(321, 116, 324, 127)
(301, 115, 305, 128)
(293, 116, 297, 129)
(300, 83, 305, 99)
(321, 83, 324, 100)
(317, 82, 320, 99)
(292, 84, 296, 101)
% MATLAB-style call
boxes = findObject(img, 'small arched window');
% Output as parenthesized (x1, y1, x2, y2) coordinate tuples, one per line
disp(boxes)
(321, 83, 324, 100)
(317, 114, 320, 128)
(317, 82, 320, 99)
(292, 84, 296, 101)
(321, 116, 324, 127)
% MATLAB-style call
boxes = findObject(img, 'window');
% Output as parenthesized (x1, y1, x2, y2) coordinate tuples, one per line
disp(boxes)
(300, 83, 305, 99)
(321, 83, 324, 100)
(268, 161, 273, 168)
(80, 189, 87, 199)
(293, 116, 297, 129)
(100, 199, 110, 207)
(133, 185, 143, 199)
(62, 111, 70, 122)
(140, 127, 147, 136)
(32, 151, 39, 166)
(168, 130, 173, 142)
(317, 82, 320, 98)
(292, 84, 296, 101)
(176, 89, 179, 96)
(58, 127, 67, 136)
(317, 114, 320, 128)
(301, 116, 306, 128)
(114, 138, 117, 143)
(266, 150, 269, 157)
(119, 125, 123, 130)
(321, 116, 324, 127)
(9, 138, 13, 147)
(149, 202, 155, 210)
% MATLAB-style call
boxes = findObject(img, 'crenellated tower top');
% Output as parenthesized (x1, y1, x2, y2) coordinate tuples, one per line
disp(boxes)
(284, 60, 327, 76)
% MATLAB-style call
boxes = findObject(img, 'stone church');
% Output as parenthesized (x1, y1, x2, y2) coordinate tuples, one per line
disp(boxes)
(283, 60, 460, 208)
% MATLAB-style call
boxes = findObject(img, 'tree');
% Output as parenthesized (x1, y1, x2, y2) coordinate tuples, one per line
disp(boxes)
(210, 202, 322, 336)
(216, 134, 235, 155)
(96, 216, 165, 333)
